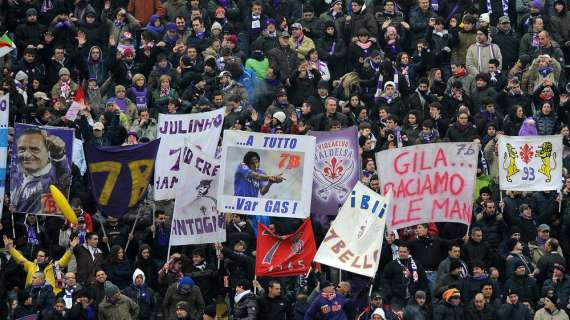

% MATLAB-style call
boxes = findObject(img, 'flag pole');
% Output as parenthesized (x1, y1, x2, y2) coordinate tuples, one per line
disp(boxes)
(368, 278, 374, 297)
(125, 205, 143, 252)
(96, 211, 111, 252)
(254, 275, 257, 295)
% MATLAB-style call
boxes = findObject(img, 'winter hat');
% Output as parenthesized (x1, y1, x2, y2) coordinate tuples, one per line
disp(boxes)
(211, 22, 223, 32)
(415, 290, 427, 299)
(384, 81, 396, 91)
(132, 268, 146, 285)
(479, 13, 490, 24)
(530, 0, 543, 9)
(26, 8, 38, 17)
(442, 288, 461, 302)
(478, 27, 489, 38)
(545, 291, 559, 304)
(479, 186, 492, 196)
(59, 68, 70, 76)
(554, 263, 566, 272)
(371, 307, 385, 319)
(15, 71, 28, 82)
(204, 304, 217, 317)
(507, 288, 519, 296)
(166, 22, 176, 32)
(104, 281, 120, 298)
(273, 111, 286, 123)
(176, 301, 190, 312)
(266, 18, 277, 26)
(178, 276, 195, 293)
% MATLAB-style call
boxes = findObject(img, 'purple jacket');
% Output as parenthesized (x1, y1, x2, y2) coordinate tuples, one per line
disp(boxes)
(304, 293, 349, 320)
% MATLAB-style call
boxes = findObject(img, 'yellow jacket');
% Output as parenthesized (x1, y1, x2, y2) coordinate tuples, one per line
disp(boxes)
(9, 247, 73, 294)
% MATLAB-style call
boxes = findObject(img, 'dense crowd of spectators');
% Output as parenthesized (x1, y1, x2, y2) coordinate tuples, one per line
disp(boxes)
(3, 0, 570, 319)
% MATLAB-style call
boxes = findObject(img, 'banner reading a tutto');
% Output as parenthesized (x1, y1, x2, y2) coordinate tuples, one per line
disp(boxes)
(154, 110, 224, 200)
(310, 127, 359, 227)
(255, 219, 316, 277)
(85, 139, 160, 217)
(314, 181, 390, 278)
(171, 142, 225, 245)
(376, 142, 479, 230)
(217, 130, 315, 218)
(10, 123, 74, 215)
(498, 135, 563, 191)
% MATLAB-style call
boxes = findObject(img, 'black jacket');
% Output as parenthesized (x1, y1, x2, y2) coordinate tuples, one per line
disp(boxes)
(382, 257, 428, 303)
(257, 294, 293, 320)
(433, 301, 465, 320)
(234, 292, 258, 320)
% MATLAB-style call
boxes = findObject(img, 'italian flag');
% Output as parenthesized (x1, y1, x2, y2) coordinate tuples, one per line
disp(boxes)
(0, 33, 16, 58)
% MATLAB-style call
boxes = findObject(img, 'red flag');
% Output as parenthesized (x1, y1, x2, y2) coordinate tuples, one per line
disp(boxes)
(73, 85, 85, 103)
(255, 219, 317, 277)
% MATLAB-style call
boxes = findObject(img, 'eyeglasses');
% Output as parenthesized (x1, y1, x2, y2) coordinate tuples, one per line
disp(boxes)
(450, 296, 461, 300)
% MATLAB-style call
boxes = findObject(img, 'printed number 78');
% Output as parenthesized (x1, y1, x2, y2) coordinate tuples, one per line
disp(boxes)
(89, 160, 155, 207)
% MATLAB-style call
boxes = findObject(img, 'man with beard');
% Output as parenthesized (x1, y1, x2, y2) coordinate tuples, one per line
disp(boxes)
(3, 235, 78, 295)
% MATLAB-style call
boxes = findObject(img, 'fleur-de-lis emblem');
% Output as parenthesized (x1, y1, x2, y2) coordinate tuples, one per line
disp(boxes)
(323, 157, 345, 182)
(519, 144, 534, 164)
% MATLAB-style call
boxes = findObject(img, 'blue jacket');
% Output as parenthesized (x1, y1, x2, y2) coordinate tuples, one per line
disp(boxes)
(304, 293, 349, 320)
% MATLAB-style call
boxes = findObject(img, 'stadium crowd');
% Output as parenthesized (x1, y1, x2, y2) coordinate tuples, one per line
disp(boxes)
(3, 0, 570, 319)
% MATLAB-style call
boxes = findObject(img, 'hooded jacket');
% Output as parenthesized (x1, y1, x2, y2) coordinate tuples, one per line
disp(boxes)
(123, 268, 157, 320)
(163, 277, 205, 319)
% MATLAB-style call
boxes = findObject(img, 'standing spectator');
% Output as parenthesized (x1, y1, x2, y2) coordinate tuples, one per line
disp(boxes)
(234, 279, 258, 320)
(123, 269, 158, 320)
(496, 289, 533, 320)
(257, 280, 292, 320)
(382, 242, 428, 305)
(3, 235, 78, 295)
(466, 28, 502, 75)
(98, 281, 140, 320)
(73, 232, 104, 285)
(433, 288, 464, 319)
(163, 276, 205, 319)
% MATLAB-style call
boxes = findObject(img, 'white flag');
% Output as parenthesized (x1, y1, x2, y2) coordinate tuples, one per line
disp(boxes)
(170, 142, 225, 245)
(314, 181, 390, 278)
(498, 135, 563, 191)
(0, 95, 8, 217)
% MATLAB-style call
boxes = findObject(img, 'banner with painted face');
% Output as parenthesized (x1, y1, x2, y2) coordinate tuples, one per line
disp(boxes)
(310, 127, 359, 226)
(0, 95, 8, 217)
(85, 139, 160, 217)
(498, 135, 563, 191)
(217, 130, 315, 218)
(171, 142, 225, 245)
(314, 181, 390, 278)
(154, 110, 224, 200)
(10, 123, 74, 215)
(376, 142, 479, 230)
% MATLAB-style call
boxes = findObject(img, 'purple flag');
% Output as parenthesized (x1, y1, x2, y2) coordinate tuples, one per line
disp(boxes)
(85, 139, 160, 217)
(310, 127, 359, 227)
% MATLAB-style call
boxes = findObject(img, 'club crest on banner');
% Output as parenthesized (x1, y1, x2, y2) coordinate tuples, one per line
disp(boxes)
(498, 135, 562, 191)
(314, 139, 355, 200)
